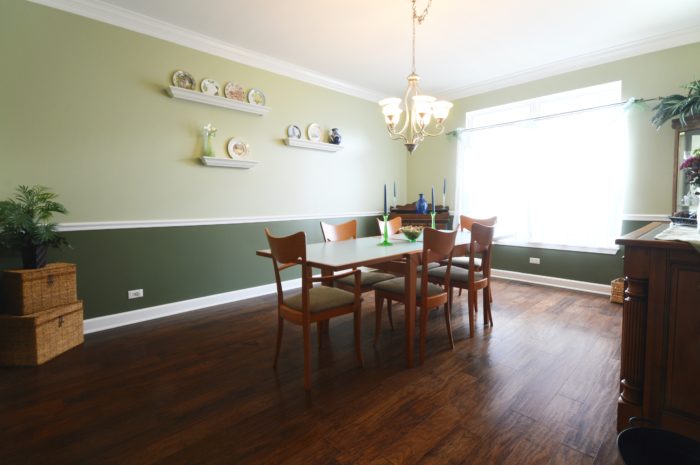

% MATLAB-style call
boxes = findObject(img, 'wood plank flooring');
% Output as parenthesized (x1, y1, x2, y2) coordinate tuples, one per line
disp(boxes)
(0, 280, 625, 465)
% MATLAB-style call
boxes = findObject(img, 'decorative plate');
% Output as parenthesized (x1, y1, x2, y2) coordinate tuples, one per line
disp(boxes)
(224, 82, 245, 101)
(307, 123, 321, 142)
(227, 138, 250, 158)
(172, 70, 195, 90)
(287, 125, 302, 139)
(247, 88, 266, 106)
(200, 78, 220, 96)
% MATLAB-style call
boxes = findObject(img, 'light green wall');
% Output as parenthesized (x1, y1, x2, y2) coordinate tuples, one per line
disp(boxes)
(408, 42, 700, 215)
(0, 0, 406, 222)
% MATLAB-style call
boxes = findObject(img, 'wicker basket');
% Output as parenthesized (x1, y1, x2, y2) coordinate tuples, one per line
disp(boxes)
(1, 263, 77, 316)
(0, 301, 84, 366)
(611, 277, 625, 304)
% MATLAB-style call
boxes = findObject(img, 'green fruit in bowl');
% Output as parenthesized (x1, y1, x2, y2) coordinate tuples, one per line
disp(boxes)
(400, 225, 423, 242)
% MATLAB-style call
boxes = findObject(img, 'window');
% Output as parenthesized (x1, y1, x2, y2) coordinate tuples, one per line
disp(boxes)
(455, 82, 627, 254)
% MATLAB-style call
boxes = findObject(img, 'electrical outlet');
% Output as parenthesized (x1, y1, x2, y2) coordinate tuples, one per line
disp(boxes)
(127, 289, 144, 299)
(529, 257, 541, 265)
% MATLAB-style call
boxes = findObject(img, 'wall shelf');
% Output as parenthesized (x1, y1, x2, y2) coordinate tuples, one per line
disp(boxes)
(200, 157, 259, 169)
(283, 138, 343, 152)
(167, 86, 270, 116)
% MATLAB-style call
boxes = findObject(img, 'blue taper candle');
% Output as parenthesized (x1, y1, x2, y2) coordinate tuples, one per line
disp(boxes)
(443, 178, 446, 195)
(384, 184, 387, 215)
(393, 181, 396, 197)
(431, 187, 435, 213)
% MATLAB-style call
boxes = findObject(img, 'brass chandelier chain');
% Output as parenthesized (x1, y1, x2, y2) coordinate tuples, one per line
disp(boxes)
(411, 0, 432, 74)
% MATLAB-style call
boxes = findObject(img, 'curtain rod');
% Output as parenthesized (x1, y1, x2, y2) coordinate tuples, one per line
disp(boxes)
(446, 97, 659, 136)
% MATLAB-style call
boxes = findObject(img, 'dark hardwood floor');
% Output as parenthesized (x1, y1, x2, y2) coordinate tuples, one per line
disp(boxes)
(0, 280, 625, 465)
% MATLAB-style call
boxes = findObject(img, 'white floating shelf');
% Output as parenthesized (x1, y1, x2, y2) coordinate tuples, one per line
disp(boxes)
(200, 157, 259, 169)
(167, 86, 270, 116)
(284, 138, 343, 152)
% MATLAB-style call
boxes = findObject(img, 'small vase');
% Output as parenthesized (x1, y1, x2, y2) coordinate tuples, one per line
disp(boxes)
(202, 133, 214, 157)
(416, 194, 428, 214)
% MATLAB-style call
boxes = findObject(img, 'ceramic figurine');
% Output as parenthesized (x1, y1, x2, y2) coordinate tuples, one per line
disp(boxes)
(329, 128, 341, 145)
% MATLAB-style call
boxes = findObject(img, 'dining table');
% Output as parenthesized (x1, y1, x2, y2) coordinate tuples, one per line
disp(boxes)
(256, 230, 472, 368)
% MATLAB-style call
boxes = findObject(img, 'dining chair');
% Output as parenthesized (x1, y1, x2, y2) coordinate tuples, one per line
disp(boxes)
(376, 216, 402, 236)
(265, 228, 363, 390)
(320, 220, 396, 293)
(428, 222, 495, 338)
(373, 228, 458, 364)
(451, 215, 497, 270)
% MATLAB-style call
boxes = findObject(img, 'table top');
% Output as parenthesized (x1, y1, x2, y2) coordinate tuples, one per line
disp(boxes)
(257, 230, 471, 270)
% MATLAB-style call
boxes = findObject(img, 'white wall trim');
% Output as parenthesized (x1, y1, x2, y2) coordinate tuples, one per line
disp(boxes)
(622, 214, 669, 222)
(27, 0, 382, 102)
(83, 277, 302, 334)
(491, 269, 611, 296)
(85, 268, 611, 334)
(57, 211, 382, 232)
(439, 24, 700, 100)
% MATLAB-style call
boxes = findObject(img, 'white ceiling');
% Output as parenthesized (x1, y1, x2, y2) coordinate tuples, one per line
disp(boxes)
(41, 0, 700, 101)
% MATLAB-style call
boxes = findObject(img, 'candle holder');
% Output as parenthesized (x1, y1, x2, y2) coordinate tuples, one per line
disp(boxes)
(430, 212, 436, 229)
(378, 214, 392, 246)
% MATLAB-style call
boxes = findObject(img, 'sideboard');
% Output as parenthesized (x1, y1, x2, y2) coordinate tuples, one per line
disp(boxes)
(615, 222, 700, 440)
(389, 203, 452, 229)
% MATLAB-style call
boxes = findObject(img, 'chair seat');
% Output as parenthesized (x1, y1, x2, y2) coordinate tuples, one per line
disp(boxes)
(284, 286, 355, 313)
(428, 265, 484, 283)
(451, 256, 482, 269)
(373, 277, 444, 298)
(416, 262, 441, 272)
(336, 271, 395, 288)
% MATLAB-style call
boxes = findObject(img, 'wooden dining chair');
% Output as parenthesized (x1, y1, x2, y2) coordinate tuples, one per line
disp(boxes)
(373, 228, 458, 364)
(451, 215, 497, 270)
(265, 228, 363, 390)
(428, 223, 495, 338)
(376, 216, 402, 235)
(320, 220, 396, 293)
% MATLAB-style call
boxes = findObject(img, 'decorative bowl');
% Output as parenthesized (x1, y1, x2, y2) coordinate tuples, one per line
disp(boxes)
(400, 225, 424, 242)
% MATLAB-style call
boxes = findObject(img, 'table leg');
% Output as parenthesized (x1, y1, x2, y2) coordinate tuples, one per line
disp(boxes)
(317, 266, 333, 339)
(404, 254, 419, 368)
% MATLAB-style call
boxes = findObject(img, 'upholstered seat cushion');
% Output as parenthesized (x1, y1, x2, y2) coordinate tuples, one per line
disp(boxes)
(428, 265, 484, 283)
(416, 262, 441, 272)
(336, 271, 395, 288)
(451, 256, 482, 269)
(284, 286, 355, 313)
(373, 277, 444, 298)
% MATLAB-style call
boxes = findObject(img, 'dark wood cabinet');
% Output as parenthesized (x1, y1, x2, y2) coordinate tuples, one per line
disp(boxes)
(389, 203, 451, 229)
(616, 222, 700, 440)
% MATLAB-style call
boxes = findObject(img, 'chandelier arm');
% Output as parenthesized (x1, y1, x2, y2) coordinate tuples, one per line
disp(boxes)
(418, 125, 447, 138)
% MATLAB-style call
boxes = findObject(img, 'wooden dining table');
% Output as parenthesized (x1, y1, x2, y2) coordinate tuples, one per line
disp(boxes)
(256, 230, 471, 368)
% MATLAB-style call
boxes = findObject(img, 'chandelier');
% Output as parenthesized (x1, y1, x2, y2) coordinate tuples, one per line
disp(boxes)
(379, 0, 453, 153)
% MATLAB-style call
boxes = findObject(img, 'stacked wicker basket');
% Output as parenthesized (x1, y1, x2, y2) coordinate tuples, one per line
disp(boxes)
(0, 263, 83, 366)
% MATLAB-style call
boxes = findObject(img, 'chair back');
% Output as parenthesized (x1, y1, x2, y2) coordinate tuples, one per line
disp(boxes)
(377, 216, 402, 235)
(320, 219, 357, 242)
(421, 228, 457, 298)
(265, 228, 309, 307)
(459, 215, 497, 232)
(469, 223, 495, 275)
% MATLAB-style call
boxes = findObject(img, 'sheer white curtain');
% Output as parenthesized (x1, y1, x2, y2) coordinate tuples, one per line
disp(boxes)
(456, 104, 627, 253)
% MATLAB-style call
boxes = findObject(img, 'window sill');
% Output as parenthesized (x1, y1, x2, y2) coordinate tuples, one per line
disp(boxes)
(494, 239, 619, 255)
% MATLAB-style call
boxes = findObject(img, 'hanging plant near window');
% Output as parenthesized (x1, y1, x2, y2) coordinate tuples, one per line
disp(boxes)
(651, 80, 700, 129)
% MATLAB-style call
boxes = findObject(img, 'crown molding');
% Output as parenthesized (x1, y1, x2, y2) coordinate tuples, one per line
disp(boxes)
(28, 0, 383, 102)
(438, 25, 700, 101)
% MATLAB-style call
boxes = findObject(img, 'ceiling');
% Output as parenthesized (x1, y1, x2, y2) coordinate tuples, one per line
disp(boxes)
(48, 0, 700, 101)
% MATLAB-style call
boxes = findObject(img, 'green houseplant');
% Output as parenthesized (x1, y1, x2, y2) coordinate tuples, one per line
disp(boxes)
(651, 80, 700, 129)
(0, 185, 69, 269)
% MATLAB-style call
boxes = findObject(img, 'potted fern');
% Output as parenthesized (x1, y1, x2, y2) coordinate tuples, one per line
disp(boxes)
(651, 80, 700, 129)
(0, 185, 69, 269)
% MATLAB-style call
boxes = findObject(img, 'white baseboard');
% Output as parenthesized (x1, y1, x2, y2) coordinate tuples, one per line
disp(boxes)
(84, 268, 611, 334)
(491, 269, 611, 295)
(83, 277, 302, 334)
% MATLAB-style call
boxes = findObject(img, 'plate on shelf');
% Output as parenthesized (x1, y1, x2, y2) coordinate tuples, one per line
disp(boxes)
(201, 78, 220, 96)
(287, 125, 302, 139)
(227, 138, 250, 158)
(172, 70, 195, 90)
(307, 123, 321, 142)
(247, 88, 266, 106)
(224, 82, 245, 101)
